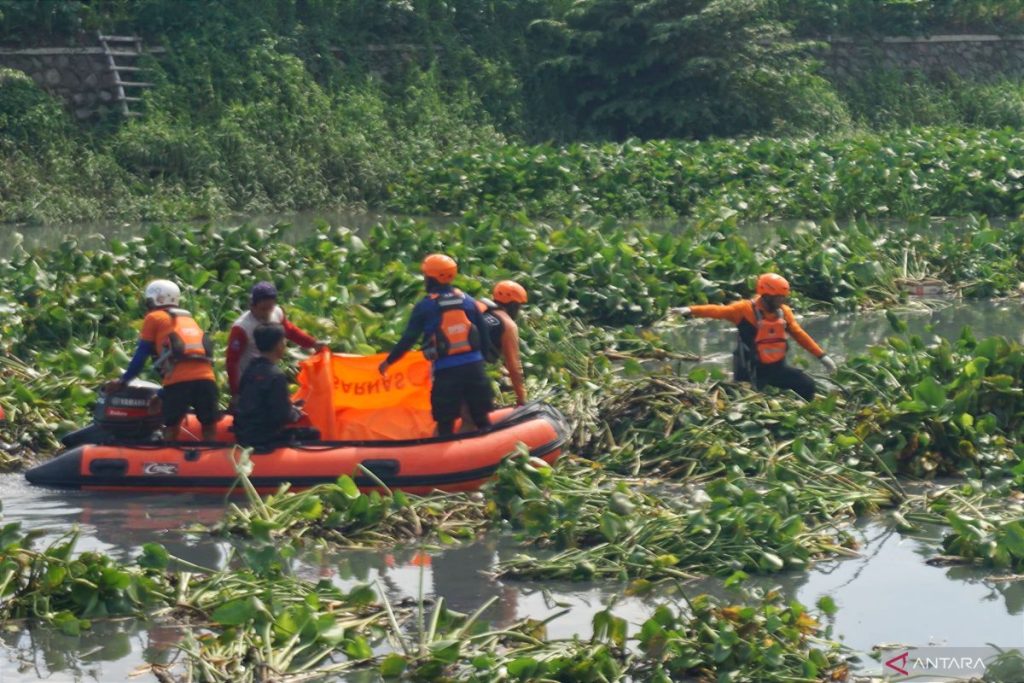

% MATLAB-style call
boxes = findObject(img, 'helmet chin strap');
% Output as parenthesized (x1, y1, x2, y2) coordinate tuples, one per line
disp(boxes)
(760, 295, 782, 313)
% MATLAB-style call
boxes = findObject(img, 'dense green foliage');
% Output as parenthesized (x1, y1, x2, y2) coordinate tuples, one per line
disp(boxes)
(5, 0, 1022, 45)
(4, 1, 1024, 224)
(534, 0, 850, 140)
(391, 129, 1024, 219)
(839, 72, 1024, 130)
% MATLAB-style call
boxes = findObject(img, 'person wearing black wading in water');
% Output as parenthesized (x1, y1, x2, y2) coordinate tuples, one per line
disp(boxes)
(378, 254, 493, 436)
(476, 280, 528, 407)
(106, 279, 219, 440)
(670, 273, 837, 400)
(234, 324, 319, 448)
(455, 280, 529, 431)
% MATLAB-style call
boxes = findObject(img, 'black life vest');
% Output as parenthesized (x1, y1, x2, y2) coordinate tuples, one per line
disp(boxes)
(476, 297, 505, 363)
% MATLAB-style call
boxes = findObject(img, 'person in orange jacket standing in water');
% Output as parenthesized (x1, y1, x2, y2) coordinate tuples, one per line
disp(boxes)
(671, 273, 837, 400)
(476, 280, 529, 407)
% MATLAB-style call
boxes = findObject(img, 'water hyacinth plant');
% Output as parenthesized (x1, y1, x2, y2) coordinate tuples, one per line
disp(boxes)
(371, 589, 848, 682)
(487, 455, 865, 581)
(0, 505, 396, 681)
(390, 130, 1024, 221)
(214, 472, 490, 549)
(0, 523, 170, 636)
(3, 214, 1024, 470)
(899, 480, 1024, 571)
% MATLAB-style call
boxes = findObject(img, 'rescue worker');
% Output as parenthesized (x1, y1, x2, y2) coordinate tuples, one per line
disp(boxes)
(234, 324, 316, 448)
(476, 280, 528, 407)
(226, 281, 324, 400)
(107, 279, 219, 440)
(378, 254, 493, 436)
(671, 273, 837, 400)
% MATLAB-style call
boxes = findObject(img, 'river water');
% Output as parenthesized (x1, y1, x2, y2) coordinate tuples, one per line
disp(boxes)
(1, 214, 1023, 681)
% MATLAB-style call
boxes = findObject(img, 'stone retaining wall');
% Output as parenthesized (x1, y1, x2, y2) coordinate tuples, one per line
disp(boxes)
(0, 47, 123, 119)
(825, 35, 1024, 80)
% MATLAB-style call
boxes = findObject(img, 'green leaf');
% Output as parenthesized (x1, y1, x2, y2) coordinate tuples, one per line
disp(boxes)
(999, 522, 1024, 559)
(345, 584, 377, 606)
(507, 656, 540, 678)
(52, 611, 84, 636)
(337, 475, 361, 500)
(380, 653, 407, 678)
(210, 598, 256, 626)
(344, 635, 373, 660)
(886, 310, 908, 333)
(250, 518, 278, 542)
(137, 543, 169, 570)
(815, 595, 837, 616)
(44, 564, 67, 589)
(912, 376, 947, 408)
(428, 639, 461, 664)
(723, 570, 749, 588)
(599, 510, 626, 541)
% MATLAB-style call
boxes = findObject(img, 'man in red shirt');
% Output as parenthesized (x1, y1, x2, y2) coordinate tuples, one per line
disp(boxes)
(672, 273, 837, 400)
(226, 281, 324, 400)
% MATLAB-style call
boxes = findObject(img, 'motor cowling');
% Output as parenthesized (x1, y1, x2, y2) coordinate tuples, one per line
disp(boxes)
(93, 380, 163, 441)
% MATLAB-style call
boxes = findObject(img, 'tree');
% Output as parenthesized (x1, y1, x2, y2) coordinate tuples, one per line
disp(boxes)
(538, 0, 848, 140)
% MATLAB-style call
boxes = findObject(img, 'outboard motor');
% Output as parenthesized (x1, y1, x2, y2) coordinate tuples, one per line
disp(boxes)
(96, 379, 163, 439)
(60, 380, 163, 447)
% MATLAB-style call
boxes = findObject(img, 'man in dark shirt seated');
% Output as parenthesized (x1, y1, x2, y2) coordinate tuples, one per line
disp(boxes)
(234, 323, 318, 448)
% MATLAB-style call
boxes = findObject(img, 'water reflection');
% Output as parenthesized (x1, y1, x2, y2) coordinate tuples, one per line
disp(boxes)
(0, 617, 177, 683)
(0, 477, 229, 569)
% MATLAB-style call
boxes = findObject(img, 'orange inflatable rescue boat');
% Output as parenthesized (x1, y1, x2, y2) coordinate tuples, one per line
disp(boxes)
(25, 351, 567, 494)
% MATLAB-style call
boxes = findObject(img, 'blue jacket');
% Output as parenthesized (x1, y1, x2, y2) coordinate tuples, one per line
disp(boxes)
(385, 287, 489, 371)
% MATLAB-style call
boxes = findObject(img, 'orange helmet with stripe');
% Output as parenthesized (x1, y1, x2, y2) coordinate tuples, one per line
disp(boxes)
(492, 280, 528, 305)
(756, 273, 790, 297)
(421, 254, 457, 284)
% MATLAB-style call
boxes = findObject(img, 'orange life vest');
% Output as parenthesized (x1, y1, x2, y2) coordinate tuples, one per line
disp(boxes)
(153, 308, 213, 376)
(426, 290, 480, 359)
(753, 302, 788, 365)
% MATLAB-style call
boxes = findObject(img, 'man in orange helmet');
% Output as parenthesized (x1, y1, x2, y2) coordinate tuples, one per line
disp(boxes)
(379, 254, 493, 436)
(671, 273, 836, 400)
(476, 280, 529, 407)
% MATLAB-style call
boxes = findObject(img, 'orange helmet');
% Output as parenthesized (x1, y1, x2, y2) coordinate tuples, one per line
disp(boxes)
(421, 254, 457, 284)
(492, 280, 528, 305)
(756, 273, 790, 297)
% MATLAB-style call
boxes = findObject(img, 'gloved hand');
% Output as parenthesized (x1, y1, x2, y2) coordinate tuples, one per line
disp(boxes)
(313, 341, 329, 353)
(669, 306, 692, 318)
(820, 354, 838, 374)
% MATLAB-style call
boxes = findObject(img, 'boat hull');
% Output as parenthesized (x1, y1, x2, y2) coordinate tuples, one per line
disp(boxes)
(26, 403, 568, 495)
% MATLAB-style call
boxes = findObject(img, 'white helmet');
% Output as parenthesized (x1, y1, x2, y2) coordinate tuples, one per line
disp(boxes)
(144, 279, 181, 308)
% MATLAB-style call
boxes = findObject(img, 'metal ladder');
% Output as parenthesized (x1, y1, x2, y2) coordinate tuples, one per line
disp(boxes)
(98, 32, 153, 117)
